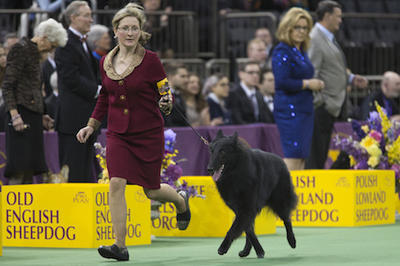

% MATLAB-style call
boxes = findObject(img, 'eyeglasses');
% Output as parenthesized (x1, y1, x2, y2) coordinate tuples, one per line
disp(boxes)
(293, 26, 308, 32)
(118, 26, 140, 33)
(245, 71, 260, 75)
(218, 82, 229, 87)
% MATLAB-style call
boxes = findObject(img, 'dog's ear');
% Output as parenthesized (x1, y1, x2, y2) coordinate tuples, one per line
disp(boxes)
(233, 131, 238, 144)
(216, 129, 224, 139)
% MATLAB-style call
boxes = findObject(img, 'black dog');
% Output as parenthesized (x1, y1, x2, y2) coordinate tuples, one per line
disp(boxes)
(207, 130, 297, 258)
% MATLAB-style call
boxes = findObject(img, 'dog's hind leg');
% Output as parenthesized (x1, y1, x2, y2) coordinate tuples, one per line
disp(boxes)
(283, 219, 296, 249)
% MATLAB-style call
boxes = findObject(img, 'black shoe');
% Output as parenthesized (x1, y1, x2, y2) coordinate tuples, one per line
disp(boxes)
(176, 190, 191, 230)
(98, 244, 129, 261)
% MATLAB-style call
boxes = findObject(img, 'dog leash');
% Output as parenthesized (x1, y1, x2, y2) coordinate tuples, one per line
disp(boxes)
(173, 106, 209, 146)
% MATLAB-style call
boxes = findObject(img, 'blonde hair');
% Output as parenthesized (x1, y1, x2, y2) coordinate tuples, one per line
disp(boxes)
(112, 3, 151, 45)
(275, 7, 313, 50)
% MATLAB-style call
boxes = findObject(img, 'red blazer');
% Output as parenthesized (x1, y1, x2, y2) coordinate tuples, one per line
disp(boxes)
(91, 50, 166, 133)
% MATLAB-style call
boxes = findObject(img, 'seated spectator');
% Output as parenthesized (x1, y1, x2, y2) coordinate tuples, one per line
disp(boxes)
(227, 61, 274, 124)
(36, 0, 73, 13)
(360, 71, 400, 121)
(255, 27, 273, 55)
(41, 50, 56, 98)
(45, 71, 58, 120)
(3, 32, 19, 55)
(0, 45, 6, 131)
(163, 62, 189, 127)
(87, 24, 112, 64)
(259, 68, 275, 113)
(255, 27, 274, 68)
(0, 45, 6, 82)
(203, 73, 232, 126)
(142, 0, 172, 57)
(247, 38, 268, 71)
(182, 73, 208, 126)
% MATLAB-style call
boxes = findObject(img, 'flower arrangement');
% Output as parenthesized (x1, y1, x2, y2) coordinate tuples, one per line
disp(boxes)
(334, 102, 400, 195)
(161, 129, 203, 198)
(94, 129, 202, 198)
(94, 142, 108, 184)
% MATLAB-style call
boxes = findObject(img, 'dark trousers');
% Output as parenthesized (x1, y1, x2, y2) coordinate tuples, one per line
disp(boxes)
(58, 132, 97, 183)
(305, 105, 335, 169)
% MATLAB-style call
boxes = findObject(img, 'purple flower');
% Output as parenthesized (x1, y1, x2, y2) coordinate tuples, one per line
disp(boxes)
(164, 129, 176, 153)
(354, 159, 368, 169)
(163, 164, 183, 182)
(378, 156, 390, 169)
(391, 164, 400, 180)
(367, 111, 382, 132)
(351, 119, 366, 140)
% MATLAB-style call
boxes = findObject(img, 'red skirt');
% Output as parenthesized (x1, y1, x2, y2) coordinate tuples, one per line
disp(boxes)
(106, 127, 164, 189)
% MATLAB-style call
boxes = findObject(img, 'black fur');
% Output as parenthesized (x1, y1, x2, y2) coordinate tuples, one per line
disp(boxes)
(207, 130, 298, 258)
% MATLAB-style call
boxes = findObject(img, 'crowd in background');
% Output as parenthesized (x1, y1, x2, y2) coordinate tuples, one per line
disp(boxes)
(0, 0, 399, 184)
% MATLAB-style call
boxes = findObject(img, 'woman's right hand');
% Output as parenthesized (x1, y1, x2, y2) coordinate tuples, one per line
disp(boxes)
(305, 79, 325, 91)
(12, 115, 25, 132)
(76, 126, 94, 143)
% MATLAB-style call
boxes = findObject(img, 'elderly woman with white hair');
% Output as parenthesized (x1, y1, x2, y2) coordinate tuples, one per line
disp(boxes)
(87, 24, 112, 63)
(1, 18, 67, 184)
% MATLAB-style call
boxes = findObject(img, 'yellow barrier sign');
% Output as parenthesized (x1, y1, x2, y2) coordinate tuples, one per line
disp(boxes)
(277, 170, 395, 227)
(0, 185, 2, 256)
(152, 176, 276, 237)
(1, 184, 151, 248)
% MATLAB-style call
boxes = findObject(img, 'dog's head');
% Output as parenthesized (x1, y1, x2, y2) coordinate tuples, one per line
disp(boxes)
(207, 130, 243, 181)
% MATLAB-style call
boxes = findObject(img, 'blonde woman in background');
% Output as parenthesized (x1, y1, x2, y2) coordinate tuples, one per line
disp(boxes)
(271, 7, 324, 171)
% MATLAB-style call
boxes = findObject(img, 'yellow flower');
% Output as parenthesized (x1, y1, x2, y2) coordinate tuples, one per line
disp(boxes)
(349, 155, 356, 167)
(366, 144, 382, 157)
(361, 125, 369, 134)
(375, 101, 391, 137)
(367, 156, 380, 168)
(360, 136, 377, 149)
(387, 136, 400, 164)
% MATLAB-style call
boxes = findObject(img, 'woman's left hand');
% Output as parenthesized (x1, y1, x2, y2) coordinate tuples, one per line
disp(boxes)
(159, 93, 173, 115)
(43, 115, 54, 130)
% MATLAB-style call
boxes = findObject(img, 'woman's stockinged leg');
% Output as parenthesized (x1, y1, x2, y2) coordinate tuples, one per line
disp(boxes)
(143, 183, 186, 213)
(284, 158, 305, 171)
(109, 177, 127, 248)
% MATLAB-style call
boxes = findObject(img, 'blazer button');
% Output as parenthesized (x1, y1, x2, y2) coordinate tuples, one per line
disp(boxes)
(123, 109, 129, 115)
(120, 95, 126, 100)
(118, 80, 124, 86)
(31, 100, 35, 104)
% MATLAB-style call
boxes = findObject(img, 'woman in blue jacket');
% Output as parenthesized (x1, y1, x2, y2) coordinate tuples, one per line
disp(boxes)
(272, 7, 324, 170)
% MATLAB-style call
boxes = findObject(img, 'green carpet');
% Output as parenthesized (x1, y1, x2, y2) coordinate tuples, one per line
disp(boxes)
(1, 222, 399, 266)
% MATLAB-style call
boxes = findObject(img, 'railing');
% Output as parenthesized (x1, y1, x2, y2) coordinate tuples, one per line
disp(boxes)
(0, 9, 198, 58)
(219, 12, 277, 58)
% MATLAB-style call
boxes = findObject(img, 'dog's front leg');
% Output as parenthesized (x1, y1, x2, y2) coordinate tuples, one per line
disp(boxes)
(218, 214, 249, 256)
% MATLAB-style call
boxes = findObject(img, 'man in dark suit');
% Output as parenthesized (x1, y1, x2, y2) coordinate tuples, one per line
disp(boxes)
(44, 71, 59, 119)
(163, 62, 189, 127)
(360, 71, 400, 121)
(41, 51, 56, 99)
(55, 1, 100, 182)
(227, 61, 274, 124)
